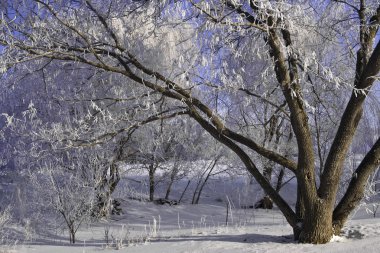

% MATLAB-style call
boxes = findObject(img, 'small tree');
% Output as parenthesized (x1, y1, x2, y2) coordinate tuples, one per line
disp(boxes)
(191, 158, 220, 204)
(30, 157, 99, 244)
(125, 118, 189, 202)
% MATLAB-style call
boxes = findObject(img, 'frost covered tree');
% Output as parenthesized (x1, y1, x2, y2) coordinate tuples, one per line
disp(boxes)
(122, 116, 210, 202)
(1, 0, 380, 244)
(124, 120, 184, 202)
(29, 155, 100, 244)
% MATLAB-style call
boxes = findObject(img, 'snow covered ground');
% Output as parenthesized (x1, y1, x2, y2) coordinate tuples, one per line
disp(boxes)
(2, 174, 380, 253)
(8, 203, 380, 253)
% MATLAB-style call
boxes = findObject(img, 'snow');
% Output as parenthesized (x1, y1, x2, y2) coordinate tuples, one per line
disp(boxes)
(330, 235, 347, 243)
(9, 212, 380, 253)
(2, 177, 380, 253)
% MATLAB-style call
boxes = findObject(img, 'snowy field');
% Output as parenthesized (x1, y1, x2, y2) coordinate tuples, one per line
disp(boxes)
(1, 174, 380, 253)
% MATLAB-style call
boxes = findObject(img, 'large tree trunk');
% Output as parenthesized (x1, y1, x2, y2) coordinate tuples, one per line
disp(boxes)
(299, 201, 334, 244)
(293, 182, 305, 240)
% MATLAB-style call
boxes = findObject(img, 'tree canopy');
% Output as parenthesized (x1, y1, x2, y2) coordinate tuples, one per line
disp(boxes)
(1, 0, 380, 244)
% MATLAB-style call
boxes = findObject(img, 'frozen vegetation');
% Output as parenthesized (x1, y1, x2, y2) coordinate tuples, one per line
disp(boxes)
(1, 0, 380, 250)
(1, 166, 380, 253)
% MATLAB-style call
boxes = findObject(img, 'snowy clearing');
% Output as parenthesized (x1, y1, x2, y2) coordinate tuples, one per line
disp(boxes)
(2, 176, 380, 253)
(7, 202, 380, 253)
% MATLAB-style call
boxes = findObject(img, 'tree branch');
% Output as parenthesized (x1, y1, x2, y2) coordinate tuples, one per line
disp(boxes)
(319, 39, 380, 200)
(64, 109, 189, 147)
(188, 106, 297, 227)
(333, 137, 380, 232)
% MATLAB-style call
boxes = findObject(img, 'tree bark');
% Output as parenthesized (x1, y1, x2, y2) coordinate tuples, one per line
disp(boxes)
(293, 182, 305, 240)
(332, 137, 380, 233)
(319, 39, 380, 202)
(69, 229, 76, 244)
(148, 164, 155, 202)
(299, 201, 334, 244)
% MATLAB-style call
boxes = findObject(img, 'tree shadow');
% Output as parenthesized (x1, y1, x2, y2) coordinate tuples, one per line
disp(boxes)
(155, 232, 295, 244)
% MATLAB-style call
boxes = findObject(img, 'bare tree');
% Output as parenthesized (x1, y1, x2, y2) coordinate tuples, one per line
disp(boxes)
(29, 153, 104, 244)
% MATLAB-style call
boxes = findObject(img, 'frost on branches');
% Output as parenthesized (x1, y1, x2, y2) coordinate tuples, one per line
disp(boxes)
(0, 0, 380, 244)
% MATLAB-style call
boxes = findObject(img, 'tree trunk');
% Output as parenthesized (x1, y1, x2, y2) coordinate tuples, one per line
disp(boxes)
(195, 159, 218, 204)
(195, 163, 215, 204)
(178, 180, 191, 204)
(148, 164, 155, 202)
(94, 162, 121, 217)
(191, 182, 200, 204)
(69, 227, 76, 244)
(299, 202, 333, 244)
(263, 165, 273, 183)
(165, 165, 178, 200)
(293, 182, 305, 240)
(275, 168, 285, 192)
(191, 159, 217, 204)
(165, 179, 174, 200)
